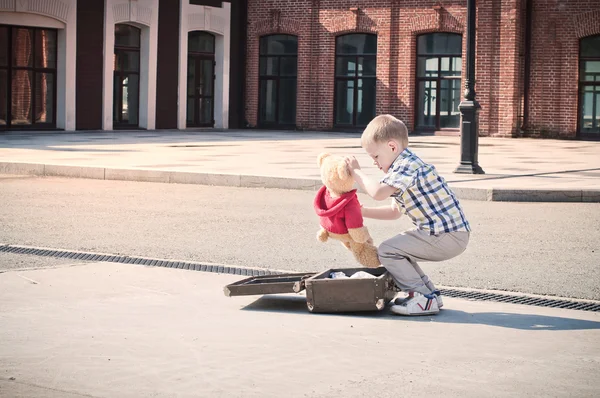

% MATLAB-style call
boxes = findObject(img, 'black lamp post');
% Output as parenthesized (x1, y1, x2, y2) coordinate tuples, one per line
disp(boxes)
(454, 0, 485, 174)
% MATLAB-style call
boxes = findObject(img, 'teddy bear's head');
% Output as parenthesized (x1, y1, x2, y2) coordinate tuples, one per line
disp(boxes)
(317, 152, 355, 196)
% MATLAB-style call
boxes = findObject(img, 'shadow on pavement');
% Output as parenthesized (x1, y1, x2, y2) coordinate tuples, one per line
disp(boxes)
(435, 309, 600, 331)
(242, 295, 600, 331)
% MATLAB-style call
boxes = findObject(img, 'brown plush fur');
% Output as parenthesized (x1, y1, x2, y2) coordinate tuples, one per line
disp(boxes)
(316, 153, 381, 268)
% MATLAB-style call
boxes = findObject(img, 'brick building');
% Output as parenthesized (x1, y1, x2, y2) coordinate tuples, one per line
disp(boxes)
(245, 0, 600, 138)
(0, 0, 599, 139)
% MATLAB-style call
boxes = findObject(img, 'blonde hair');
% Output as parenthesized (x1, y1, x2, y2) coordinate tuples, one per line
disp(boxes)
(361, 114, 409, 149)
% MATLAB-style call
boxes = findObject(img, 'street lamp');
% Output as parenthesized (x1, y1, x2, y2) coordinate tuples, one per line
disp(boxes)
(454, 0, 485, 174)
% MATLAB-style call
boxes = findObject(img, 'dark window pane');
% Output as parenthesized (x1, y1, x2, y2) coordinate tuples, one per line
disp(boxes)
(187, 97, 195, 124)
(200, 59, 213, 96)
(260, 35, 298, 55)
(335, 80, 354, 124)
(187, 57, 196, 96)
(0, 70, 7, 125)
(356, 78, 376, 126)
(418, 33, 462, 55)
(417, 57, 438, 77)
(259, 57, 278, 76)
(278, 78, 296, 124)
(440, 79, 460, 128)
(189, 32, 215, 53)
(417, 80, 437, 128)
(113, 76, 120, 122)
(11, 70, 32, 125)
(199, 98, 212, 124)
(335, 57, 356, 77)
(115, 24, 140, 48)
(580, 85, 600, 132)
(580, 35, 600, 58)
(440, 57, 461, 77)
(124, 74, 139, 125)
(114, 74, 139, 125)
(35, 73, 53, 123)
(35, 29, 57, 69)
(336, 34, 377, 55)
(259, 79, 277, 123)
(280, 57, 297, 76)
(581, 61, 600, 82)
(114, 50, 140, 72)
(0, 27, 8, 66)
(358, 57, 376, 77)
(12, 28, 33, 67)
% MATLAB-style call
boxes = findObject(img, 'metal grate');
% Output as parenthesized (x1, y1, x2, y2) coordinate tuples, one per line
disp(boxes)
(438, 288, 600, 312)
(0, 244, 281, 278)
(2, 244, 598, 312)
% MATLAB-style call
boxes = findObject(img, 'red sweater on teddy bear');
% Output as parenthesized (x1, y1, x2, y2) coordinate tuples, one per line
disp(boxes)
(314, 185, 364, 234)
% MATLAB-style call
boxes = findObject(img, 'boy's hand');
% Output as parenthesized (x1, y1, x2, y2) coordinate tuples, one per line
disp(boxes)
(344, 156, 361, 174)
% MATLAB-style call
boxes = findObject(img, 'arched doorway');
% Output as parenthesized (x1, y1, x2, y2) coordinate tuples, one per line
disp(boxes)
(415, 32, 462, 131)
(258, 34, 298, 127)
(187, 31, 215, 127)
(334, 33, 377, 128)
(113, 24, 141, 128)
(579, 35, 600, 137)
(0, 25, 57, 129)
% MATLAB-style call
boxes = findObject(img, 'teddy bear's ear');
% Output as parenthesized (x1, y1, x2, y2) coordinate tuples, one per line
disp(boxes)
(317, 152, 331, 167)
(337, 161, 350, 180)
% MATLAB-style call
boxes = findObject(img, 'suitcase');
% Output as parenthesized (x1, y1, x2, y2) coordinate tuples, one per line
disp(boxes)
(224, 267, 397, 313)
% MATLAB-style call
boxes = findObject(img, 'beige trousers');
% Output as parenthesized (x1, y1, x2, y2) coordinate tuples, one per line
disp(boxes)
(377, 229, 470, 295)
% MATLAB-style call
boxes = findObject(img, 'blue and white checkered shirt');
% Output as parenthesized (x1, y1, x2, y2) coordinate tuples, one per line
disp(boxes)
(381, 148, 471, 235)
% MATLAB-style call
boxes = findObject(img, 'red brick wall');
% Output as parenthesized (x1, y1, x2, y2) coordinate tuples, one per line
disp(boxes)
(246, 0, 600, 138)
(526, 1, 600, 138)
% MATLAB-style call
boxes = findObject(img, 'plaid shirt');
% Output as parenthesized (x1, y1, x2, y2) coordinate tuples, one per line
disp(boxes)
(381, 148, 471, 235)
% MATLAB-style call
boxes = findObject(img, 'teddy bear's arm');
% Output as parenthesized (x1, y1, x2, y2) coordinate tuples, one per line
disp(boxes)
(348, 226, 372, 244)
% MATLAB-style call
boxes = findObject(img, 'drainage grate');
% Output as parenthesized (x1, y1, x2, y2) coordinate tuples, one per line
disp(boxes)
(2, 244, 599, 313)
(0, 244, 282, 278)
(438, 288, 600, 312)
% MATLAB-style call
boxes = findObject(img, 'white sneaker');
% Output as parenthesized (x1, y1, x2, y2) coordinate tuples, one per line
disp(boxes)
(432, 290, 444, 308)
(390, 293, 440, 316)
(393, 291, 443, 308)
(392, 294, 414, 306)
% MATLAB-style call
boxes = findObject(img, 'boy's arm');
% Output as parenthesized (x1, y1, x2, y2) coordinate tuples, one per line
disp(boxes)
(345, 157, 397, 201)
(362, 202, 402, 220)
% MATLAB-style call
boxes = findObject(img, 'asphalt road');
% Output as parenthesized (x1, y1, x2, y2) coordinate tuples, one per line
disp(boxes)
(1, 174, 599, 300)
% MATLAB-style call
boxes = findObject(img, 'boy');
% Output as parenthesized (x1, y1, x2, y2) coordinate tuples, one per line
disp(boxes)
(345, 114, 470, 316)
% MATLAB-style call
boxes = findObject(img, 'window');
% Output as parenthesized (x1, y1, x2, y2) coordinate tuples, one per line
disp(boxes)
(415, 33, 462, 130)
(334, 34, 377, 127)
(258, 35, 298, 127)
(0, 25, 57, 129)
(187, 31, 215, 127)
(579, 35, 600, 136)
(113, 24, 140, 128)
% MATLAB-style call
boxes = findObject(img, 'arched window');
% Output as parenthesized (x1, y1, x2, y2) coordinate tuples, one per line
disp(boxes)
(415, 33, 462, 130)
(0, 25, 57, 129)
(579, 35, 600, 136)
(113, 24, 140, 128)
(258, 34, 298, 127)
(334, 33, 377, 127)
(187, 31, 215, 127)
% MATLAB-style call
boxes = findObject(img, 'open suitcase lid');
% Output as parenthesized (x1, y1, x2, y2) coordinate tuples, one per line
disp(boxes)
(223, 272, 316, 297)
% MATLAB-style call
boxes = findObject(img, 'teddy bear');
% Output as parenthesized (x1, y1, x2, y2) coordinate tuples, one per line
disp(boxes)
(313, 152, 381, 268)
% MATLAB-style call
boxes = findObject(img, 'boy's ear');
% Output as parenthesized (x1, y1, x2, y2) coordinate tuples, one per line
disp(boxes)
(317, 152, 331, 167)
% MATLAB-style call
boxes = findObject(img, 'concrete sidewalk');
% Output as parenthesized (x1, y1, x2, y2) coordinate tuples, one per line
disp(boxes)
(1, 130, 599, 202)
(1, 262, 599, 398)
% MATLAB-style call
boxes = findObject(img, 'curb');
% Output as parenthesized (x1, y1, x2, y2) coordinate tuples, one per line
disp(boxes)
(1, 161, 599, 203)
